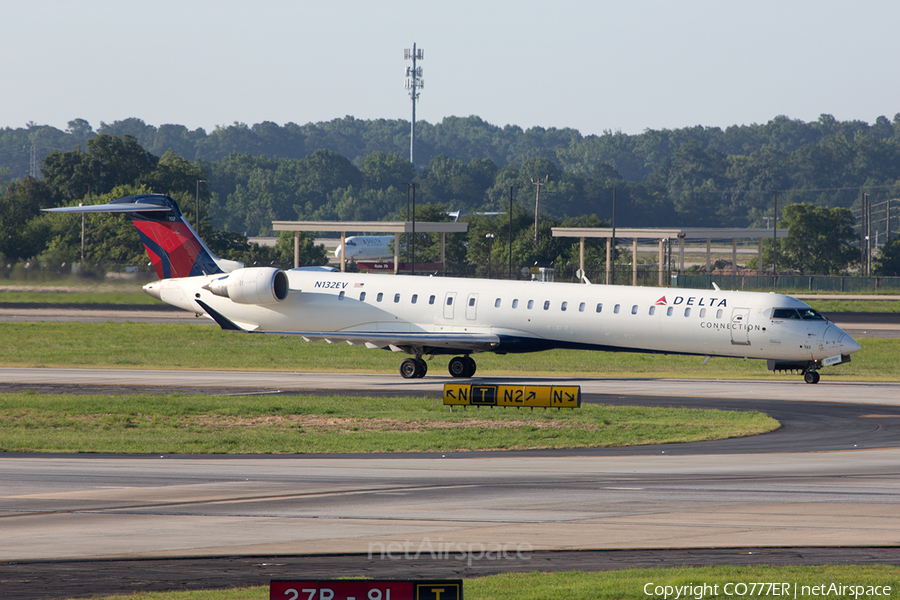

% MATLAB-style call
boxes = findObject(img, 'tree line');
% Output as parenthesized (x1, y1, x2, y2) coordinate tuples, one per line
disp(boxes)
(4, 113, 900, 234)
(2, 118, 900, 276)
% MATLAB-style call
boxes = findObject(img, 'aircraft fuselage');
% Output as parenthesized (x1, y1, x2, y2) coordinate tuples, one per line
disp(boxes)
(147, 270, 860, 365)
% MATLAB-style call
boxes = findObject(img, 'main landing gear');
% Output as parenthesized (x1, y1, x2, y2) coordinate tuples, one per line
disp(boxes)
(398, 355, 478, 379)
(803, 369, 821, 384)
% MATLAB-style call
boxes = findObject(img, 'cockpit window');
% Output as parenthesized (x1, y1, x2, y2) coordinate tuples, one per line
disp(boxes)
(772, 308, 826, 320)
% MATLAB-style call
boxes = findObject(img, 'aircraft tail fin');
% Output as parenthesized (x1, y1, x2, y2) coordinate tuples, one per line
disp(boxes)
(44, 194, 243, 279)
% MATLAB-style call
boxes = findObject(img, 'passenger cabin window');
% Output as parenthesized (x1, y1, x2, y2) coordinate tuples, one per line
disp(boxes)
(631, 305, 638, 315)
(446, 296, 453, 306)
(338, 291, 345, 300)
(527, 300, 534, 309)
(411, 294, 418, 304)
(699, 308, 706, 318)
(614, 304, 621, 314)
(596, 303, 603, 313)
(394, 293, 401, 303)
(649, 306, 656, 316)
(469, 297, 476, 307)
(667, 307, 674, 316)
(359, 291, 366, 301)
(561, 301, 568, 311)
(579, 302, 585, 312)
(543, 300, 550, 310)
(494, 298, 501, 308)
(512, 299, 519, 308)
(376, 292, 383, 302)
(429, 295, 436, 305)
(684, 308, 691, 317)
(716, 308, 723, 319)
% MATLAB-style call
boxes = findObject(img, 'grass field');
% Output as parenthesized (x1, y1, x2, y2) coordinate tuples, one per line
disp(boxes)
(0, 391, 778, 454)
(61, 565, 900, 600)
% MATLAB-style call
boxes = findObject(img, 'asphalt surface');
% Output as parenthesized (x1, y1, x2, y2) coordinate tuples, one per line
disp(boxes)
(2, 382, 900, 599)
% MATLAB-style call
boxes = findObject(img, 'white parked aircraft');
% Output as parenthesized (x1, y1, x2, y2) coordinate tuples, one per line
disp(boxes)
(334, 236, 394, 260)
(47, 195, 861, 382)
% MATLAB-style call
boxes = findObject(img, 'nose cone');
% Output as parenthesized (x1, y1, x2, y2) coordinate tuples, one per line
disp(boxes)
(841, 333, 862, 355)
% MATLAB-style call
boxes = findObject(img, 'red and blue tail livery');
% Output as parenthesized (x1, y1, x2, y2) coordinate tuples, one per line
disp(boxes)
(45, 194, 242, 279)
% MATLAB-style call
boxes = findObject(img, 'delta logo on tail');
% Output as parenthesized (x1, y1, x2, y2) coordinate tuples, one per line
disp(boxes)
(655, 296, 667, 305)
(132, 219, 222, 279)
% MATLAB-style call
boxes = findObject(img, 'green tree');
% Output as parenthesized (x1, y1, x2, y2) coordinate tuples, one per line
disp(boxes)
(360, 152, 415, 190)
(779, 203, 858, 274)
(42, 134, 159, 202)
(0, 176, 53, 260)
(872, 238, 900, 276)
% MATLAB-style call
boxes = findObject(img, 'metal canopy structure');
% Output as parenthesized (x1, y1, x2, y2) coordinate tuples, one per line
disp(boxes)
(551, 227, 789, 286)
(272, 221, 468, 273)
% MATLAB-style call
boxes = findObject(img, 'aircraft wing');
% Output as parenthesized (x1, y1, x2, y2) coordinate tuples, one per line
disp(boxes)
(195, 300, 500, 353)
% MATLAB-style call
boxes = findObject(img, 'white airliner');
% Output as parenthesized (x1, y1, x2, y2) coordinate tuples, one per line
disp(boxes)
(46, 194, 861, 383)
(334, 236, 394, 260)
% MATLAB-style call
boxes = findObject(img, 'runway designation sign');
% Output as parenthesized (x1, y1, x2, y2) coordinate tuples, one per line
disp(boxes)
(271, 579, 462, 600)
(443, 384, 580, 408)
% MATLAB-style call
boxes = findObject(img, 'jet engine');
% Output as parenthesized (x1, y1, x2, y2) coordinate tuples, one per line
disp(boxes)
(206, 267, 289, 305)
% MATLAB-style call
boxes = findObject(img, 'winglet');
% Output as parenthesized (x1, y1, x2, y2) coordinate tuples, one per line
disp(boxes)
(195, 299, 247, 332)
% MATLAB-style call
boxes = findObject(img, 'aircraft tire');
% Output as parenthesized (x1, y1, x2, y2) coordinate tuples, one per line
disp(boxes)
(448, 356, 470, 378)
(804, 370, 820, 384)
(414, 358, 428, 378)
(400, 358, 419, 379)
(465, 356, 477, 377)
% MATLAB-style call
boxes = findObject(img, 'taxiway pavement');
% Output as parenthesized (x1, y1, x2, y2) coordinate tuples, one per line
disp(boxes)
(1, 371, 899, 564)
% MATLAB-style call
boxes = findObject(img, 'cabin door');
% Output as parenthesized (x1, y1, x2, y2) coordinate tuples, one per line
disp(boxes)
(730, 308, 751, 346)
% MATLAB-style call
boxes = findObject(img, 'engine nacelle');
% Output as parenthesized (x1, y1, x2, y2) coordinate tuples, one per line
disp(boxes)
(207, 267, 289, 305)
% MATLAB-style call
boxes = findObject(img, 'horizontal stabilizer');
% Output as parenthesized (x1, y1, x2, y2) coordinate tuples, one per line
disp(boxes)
(44, 203, 171, 214)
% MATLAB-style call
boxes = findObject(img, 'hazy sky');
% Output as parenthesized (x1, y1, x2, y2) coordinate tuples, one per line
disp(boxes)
(3, 0, 898, 137)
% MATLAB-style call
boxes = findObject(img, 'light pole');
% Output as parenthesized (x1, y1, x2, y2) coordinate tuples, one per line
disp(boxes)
(404, 182, 417, 275)
(196, 179, 208, 236)
(509, 186, 514, 280)
(485, 233, 495, 278)
(531, 175, 551, 246)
